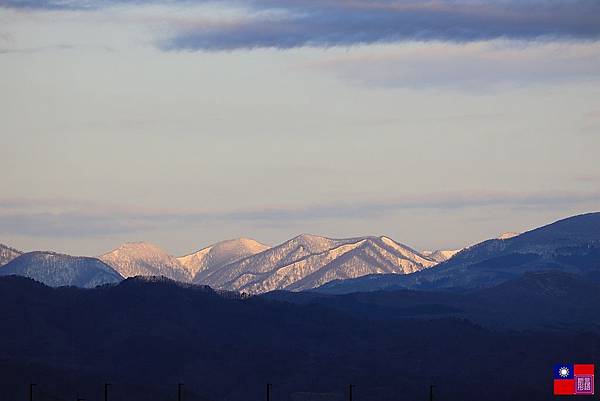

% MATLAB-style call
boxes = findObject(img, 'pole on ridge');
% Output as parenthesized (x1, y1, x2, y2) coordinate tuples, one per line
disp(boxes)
(429, 384, 436, 401)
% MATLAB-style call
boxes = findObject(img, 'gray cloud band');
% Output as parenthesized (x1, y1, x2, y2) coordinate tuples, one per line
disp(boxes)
(0, 191, 598, 237)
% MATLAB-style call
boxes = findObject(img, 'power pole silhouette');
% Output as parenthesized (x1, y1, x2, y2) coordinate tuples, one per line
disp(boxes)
(348, 384, 354, 401)
(266, 383, 272, 401)
(104, 383, 111, 401)
(429, 384, 436, 401)
(178, 383, 184, 401)
(29, 383, 36, 401)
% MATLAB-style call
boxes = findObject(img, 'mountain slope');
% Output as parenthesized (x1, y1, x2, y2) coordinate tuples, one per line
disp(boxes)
(100, 242, 191, 282)
(421, 249, 461, 263)
(316, 212, 600, 293)
(0, 275, 598, 401)
(178, 238, 270, 280)
(197, 234, 436, 293)
(0, 251, 123, 288)
(267, 271, 600, 331)
(0, 243, 22, 266)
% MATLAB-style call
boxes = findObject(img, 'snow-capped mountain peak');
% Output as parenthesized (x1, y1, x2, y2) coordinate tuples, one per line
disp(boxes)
(177, 237, 270, 279)
(100, 242, 191, 282)
(107, 241, 167, 256)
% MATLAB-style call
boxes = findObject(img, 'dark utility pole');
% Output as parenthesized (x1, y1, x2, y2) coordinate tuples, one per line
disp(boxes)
(29, 383, 36, 401)
(266, 383, 272, 401)
(104, 383, 111, 401)
(178, 383, 184, 401)
(429, 384, 436, 401)
(348, 384, 354, 401)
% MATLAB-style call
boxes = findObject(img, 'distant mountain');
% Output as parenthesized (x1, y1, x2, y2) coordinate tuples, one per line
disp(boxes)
(419, 233, 518, 263)
(197, 234, 436, 293)
(0, 251, 122, 288)
(25, 234, 437, 291)
(0, 243, 22, 266)
(316, 212, 600, 293)
(178, 238, 270, 280)
(421, 248, 461, 263)
(100, 242, 191, 282)
(497, 231, 520, 240)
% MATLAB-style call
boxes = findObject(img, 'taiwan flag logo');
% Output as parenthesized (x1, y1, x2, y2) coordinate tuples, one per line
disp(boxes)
(554, 363, 595, 395)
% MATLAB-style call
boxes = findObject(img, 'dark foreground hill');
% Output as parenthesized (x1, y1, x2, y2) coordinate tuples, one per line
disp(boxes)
(317, 212, 600, 293)
(0, 275, 599, 401)
(267, 271, 600, 331)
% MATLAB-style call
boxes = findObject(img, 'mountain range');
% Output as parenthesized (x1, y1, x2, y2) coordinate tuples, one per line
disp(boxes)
(1, 212, 599, 401)
(198, 234, 437, 293)
(0, 235, 448, 292)
(317, 212, 600, 293)
(1, 212, 598, 294)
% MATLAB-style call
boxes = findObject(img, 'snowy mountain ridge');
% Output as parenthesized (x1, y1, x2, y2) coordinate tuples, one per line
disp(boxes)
(316, 213, 600, 294)
(197, 234, 438, 294)
(0, 251, 122, 288)
(0, 243, 22, 266)
(498, 232, 520, 240)
(1, 235, 458, 293)
(422, 249, 462, 263)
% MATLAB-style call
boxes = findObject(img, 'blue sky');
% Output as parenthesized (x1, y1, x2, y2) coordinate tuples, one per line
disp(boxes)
(1, 0, 599, 256)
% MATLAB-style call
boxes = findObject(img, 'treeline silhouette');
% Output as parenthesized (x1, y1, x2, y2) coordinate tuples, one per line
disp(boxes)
(0, 275, 598, 401)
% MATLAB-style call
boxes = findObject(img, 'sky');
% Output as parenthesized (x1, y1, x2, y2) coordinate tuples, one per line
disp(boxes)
(1, 0, 600, 256)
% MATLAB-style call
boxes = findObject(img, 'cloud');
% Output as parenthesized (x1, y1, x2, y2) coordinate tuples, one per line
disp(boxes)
(0, 44, 78, 54)
(1, 0, 108, 10)
(3, 1, 600, 50)
(575, 174, 600, 183)
(0, 190, 598, 238)
(309, 41, 600, 89)
(163, 1, 600, 50)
